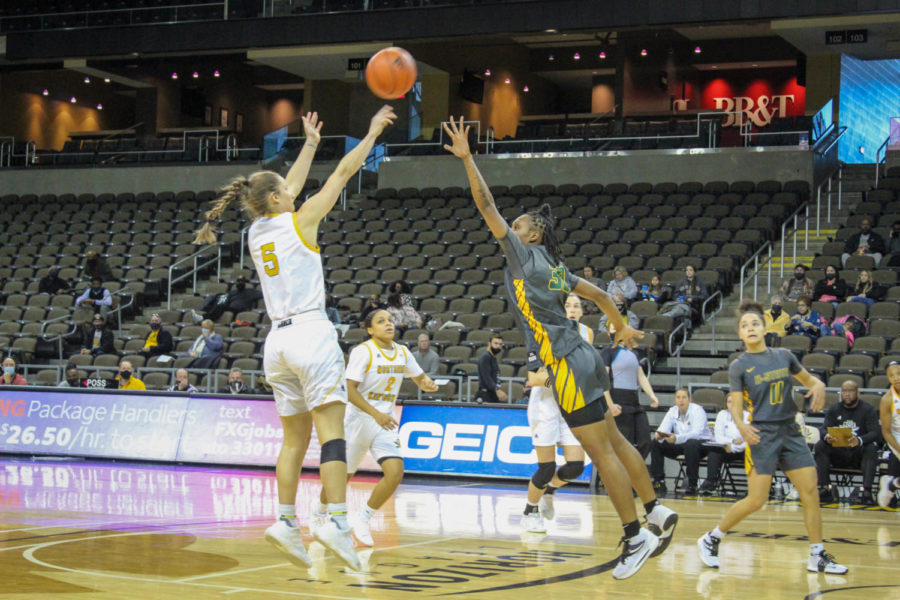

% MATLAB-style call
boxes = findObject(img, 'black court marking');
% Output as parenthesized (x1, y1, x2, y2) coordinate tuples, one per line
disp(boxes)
(437, 557, 618, 595)
(804, 584, 900, 600)
(0, 518, 270, 543)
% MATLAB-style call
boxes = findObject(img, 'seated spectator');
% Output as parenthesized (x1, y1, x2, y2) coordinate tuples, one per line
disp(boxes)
(846, 270, 884, 309)
(386, 292, 423, 333)
(672, 265, 709, 323)
(80, 313, 116, 357)
(138, 313, 173, 358)
(814, 380, 880, 505)
(74, 277, 113, 325)
(38, 267, 69, 296)
(0, 356, 27, 386)
(764, 295, 790, 346)
(224, 367, 250, 394)
(607, 266, 638, 303)
(167, 368, 199, 393)
(841, 217, 884, 267)
(780, 263, 814, 301)
(179, 319, 223, 369)
(81, 250, 113, 282)
(57, 365, 82, 387)
(191, 276, 262, 323)
(116, 359, 145, 390)
(411, 333, 440, 376)
(827, 313, 868, 348)
(813, 264, 847, 305)
(325, 292, 341, 325)
(388, 280, 414, 305)
(360, 293, 385, 322)
(786, 296, 826, 340)
(699, 394, 748, 495)
(639, 272, 669, 303)
(599, 295, 641, 330)
(581, 266, 603, 313)
(650, 387, 712, 494)
(884, 220, 900, 266)
(475, 334, 507, 403)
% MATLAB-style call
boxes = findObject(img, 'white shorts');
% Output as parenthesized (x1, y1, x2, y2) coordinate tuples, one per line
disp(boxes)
(264, 314, 347, 417)
(345, 408, 402, 473)
(527, 386, 579, 448)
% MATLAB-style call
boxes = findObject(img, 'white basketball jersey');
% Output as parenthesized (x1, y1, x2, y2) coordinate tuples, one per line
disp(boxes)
(248, 212, 324, 321)
(346, 340, 423, 414)
(577, 322, 591, 342)
(892, 388, 900, 458)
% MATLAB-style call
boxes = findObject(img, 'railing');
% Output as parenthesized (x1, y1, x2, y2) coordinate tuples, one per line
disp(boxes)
(814, 162, 844, 236)
(465, 374, 528, 404)
(779, 203, 813, 278)
(701, 291, 723, 355)
(0, 1, 227, 31)
(667, 322, 688, 389)
(166, 244, 222, 309)
(875, 134, 891, 188)
(0, 136, 13, 167)
(738, 241, 774, 303)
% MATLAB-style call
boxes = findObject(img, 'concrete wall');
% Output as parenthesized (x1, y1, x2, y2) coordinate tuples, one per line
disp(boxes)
(378, 147, 814, 189)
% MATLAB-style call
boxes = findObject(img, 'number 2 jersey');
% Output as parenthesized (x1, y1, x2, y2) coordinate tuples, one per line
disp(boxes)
(729, 348, 802, 423)
(346, 340, 423, 416)
(248, 211, 325, 321)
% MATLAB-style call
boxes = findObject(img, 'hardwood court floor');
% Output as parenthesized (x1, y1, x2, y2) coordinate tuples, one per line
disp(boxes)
(1, 457, 898, 599)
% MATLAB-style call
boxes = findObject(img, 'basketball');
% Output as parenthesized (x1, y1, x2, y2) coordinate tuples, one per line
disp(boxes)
(365, 47, 417, 99)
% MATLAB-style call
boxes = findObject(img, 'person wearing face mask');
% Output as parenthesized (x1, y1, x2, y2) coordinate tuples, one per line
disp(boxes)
(779, 264, 814, 302)
(39, 267, 69, 296)
(475, 334, 507, 403)
(672, 265, 709, 326)
(116, 359, 145, 390)
(167, 368, 199, 393)
(80, 313, 116, 356)
(81, 250, 113, 282)
(813, 380, 880, 505)
(764, 295, 790, 346)
(139, 313, 173, 358)
(57, 365, 83, 388)
(191, 276, 263, 323)
(0, 357, 28, 386)
(786, 296, 826, 340)
(813, 264, 848, 305)
(180, 319, 223, 369)
(841, 217, 885, 267)
(224, 367, 251, 394)
(599, 295, 641, 330)
(74, 277, 112, 326)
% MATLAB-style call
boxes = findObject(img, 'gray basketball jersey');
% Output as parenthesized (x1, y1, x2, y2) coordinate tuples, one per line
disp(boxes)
(498, 225, 583, 365)
(729, 348, 803, 422)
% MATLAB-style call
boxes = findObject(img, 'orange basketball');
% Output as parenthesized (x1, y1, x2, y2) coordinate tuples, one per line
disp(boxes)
(365, 47, 417, 100)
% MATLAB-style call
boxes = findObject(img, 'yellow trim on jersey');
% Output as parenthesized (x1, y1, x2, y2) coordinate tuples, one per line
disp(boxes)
(322, 371, 343, 401)
(363, 341, 374, 373)
(744, 445, 754, 474)
(552, 356, 586, 413)
(743, 389, 754, 422)
(513, 279, 556, 365)
(293, 212, 320, 253)
(373, 340, 399, 362)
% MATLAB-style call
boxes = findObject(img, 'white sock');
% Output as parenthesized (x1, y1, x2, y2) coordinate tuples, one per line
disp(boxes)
(312, 500, 327, 516)
(327, 503, 349, 531)
(810, 543, 824, 556)
(278, 504, 297, 528)
(710, 526, 725, 540)
(361, 505, 377, 523)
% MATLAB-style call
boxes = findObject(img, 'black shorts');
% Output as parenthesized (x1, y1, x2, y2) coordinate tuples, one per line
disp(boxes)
(545, 342, 610, 428)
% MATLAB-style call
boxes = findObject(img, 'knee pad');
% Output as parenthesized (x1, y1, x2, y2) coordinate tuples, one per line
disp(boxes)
(556, 460, 585, 482)
(320, 438, 347, 464)
(530, 461, 556, 489)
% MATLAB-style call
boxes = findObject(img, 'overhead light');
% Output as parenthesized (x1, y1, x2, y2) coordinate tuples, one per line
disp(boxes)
(171, 72, 178, 79)
(640, 49, 648, 57)
(104, 78, 111, 83)
(545, 28, 557, 33)
(484, 68, 491, 76)
(712, 65, 718, 69)
(70, 97, 76, 103)
(573, 52, 581, 60)
(192, 71, 199, 78)
(213, 70, 220, 77)
(752, 63, 759, 67)
(84, 76, 91, 83)
(97, 103, 103, 110)
(504, 78, 510, 84)
(694, 46, 702, 54)
(599, 51, 606, 59)
(42, 89, 49, 96)
(548, 54, 555, 61)
(523, 85, 529, 92)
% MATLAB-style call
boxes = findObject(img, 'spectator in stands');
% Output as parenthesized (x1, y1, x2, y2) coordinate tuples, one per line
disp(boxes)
(475, 333, 507, 403)
(74, 277, 112, 324)
(607, 266, 638, 303)
(846, 270, 884, 309)
(599, 296, 640, 329)
(814, 380, 880, 505)
(224, 367, 249, 394)
(167, 368, 199, 393)
(180, 318, 223, 369)
(780, 263, 814, 302)
(884, 220, 900, 266)
(582, 266, 602, 314)
(0, 357, 27, 386)
(360, 293, 385, 322)
(81, 250, 113, 283)
(324, 292, 341, 325)
(650, 387, 712, 495)
(764, 295, 790, 345)
(191, 276, 262, 323)
(116, 359, 145, 390)
(672, 265, 709, 324)
(841, 217, 885, 267)
(57, 365, 82, 388)
(813, 264, 848, 305)
(386, 292, 423, 333)
(80, 313, 115, 357)
(699, 393, 748, 495)
(38, 267, 69, 296)
(411, 333, 440, 376)
(388, 280, 414, 306)
(138, 313, 173, 358)
(639, 272, 668, 303)
(786, 296, 826, 340)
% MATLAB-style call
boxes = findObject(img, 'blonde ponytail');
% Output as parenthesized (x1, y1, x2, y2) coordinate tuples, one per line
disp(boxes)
(194, 176, 249, 244)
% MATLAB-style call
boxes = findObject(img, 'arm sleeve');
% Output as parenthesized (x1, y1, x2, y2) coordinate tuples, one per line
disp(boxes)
(843, 235, 857, 254)
(713, 411, 729, 444)
(205, 334, 224, 353)
(785, 349, 802, 374)
(657, 407, 675, 434)
(496, 225, 530, 279)
(566, 270, 581, 293)
(99, 289, 113, 306)
(821, 405, 838, 437)
(345, 345, 369, 383)
(425, 352, 440, 375)
(860, 404, 881, 444)
(102, 331, 115, 354)
(478, 353, 498, 390)
(622, 278, 638, 299)
(404, 346, 425, 377)
(728, 358, 744, 395)
(75, 289, 89, 305)
(150, 331, 173, 355)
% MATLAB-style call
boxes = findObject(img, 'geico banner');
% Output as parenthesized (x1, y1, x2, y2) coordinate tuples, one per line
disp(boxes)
(398, 404, 591, 482)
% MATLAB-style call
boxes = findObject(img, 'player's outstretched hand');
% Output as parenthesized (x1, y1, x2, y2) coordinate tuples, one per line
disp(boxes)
(374, 411, 398, 431)
(442, 116, 472, 159)
(419, 375, 439, 393)
(613, 324, 644, 349)
(301, 111, 322, 147)
(369, 105, 397, 137)
(805, 381, 826, 413)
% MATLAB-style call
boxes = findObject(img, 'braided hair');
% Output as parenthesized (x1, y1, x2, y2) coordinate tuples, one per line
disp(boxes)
(194, 171, 282, 244)
(527, 204, 563, 263)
